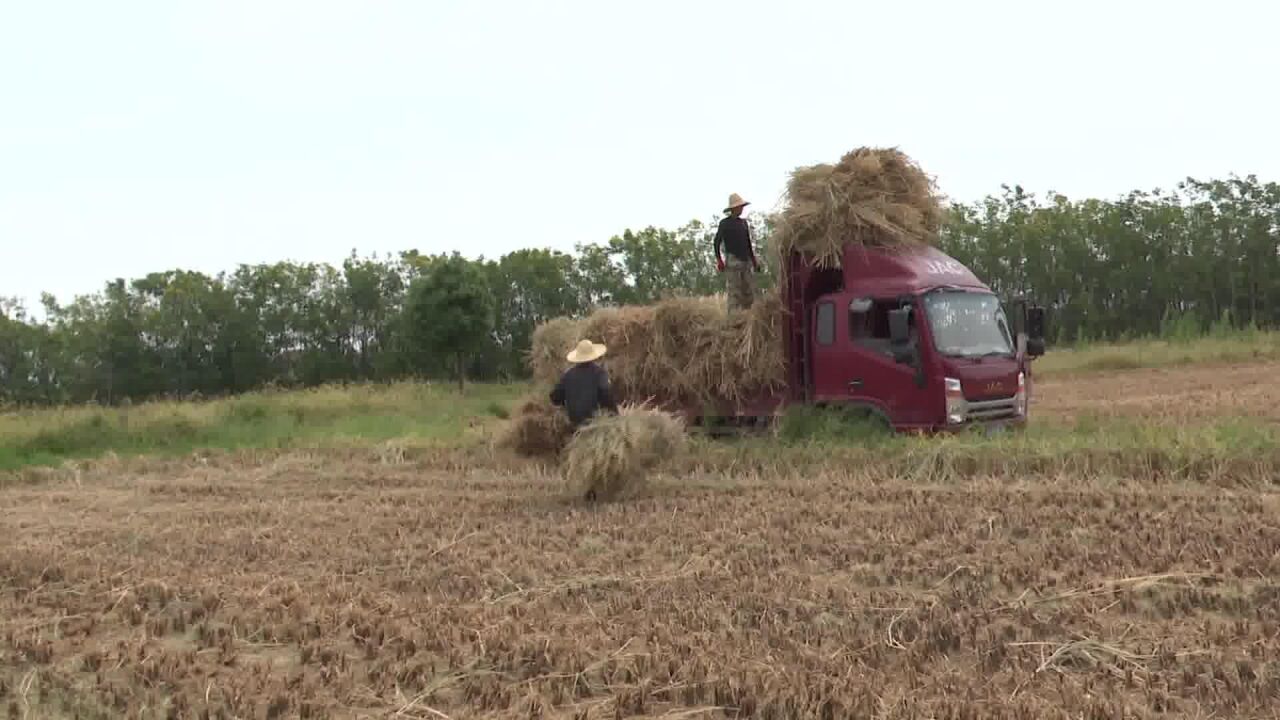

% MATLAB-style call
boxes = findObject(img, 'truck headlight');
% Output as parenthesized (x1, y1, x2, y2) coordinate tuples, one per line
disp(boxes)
(1014, 372, 1026, 416)
(945, 377, 966, 425)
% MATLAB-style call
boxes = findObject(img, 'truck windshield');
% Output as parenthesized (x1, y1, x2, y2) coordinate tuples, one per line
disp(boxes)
(923, 291, 1014, 358)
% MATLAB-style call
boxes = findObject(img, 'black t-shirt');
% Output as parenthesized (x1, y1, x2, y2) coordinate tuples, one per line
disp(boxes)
(550, 362, 618, 427)
(714, 216, 754, 262)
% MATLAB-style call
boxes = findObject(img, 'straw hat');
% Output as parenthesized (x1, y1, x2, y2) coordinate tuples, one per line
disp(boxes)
(566, 339, 607, 364)
(724, 193, 749, 213)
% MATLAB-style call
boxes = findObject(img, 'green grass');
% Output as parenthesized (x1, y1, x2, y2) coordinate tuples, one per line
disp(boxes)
(0, 382, 527, 471)
(5, 330, 1280, 473)
(1034, 327, 1280, 377)
(776, 404, 894, 444)
(761, 404, 1280, 456)
(686, 412, 1280, 490)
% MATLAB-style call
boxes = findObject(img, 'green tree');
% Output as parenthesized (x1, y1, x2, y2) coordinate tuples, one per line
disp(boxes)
(342, 251, 406, 380)
(230, 261, 320, 385)
(485, 248, 582, 378)
(571, 242, 629, 309)
(0, 299, 50, 404)
(402, 253, 496, 391)
(40, 280, 161, 404)
(132, 269, 261, 396)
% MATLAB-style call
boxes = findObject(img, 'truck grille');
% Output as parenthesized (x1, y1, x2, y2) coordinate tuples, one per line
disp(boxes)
(964, 396, 1019, 422)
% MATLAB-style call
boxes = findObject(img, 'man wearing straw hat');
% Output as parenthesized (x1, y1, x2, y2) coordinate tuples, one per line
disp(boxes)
(550, 339, 619, 430)
(714, 193, 761, 312)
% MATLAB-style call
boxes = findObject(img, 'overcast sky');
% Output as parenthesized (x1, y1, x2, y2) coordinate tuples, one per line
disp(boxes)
(2, 0, 1277, 312)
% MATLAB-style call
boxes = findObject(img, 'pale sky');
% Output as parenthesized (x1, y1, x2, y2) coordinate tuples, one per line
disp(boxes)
(2, 1, 1277, 312)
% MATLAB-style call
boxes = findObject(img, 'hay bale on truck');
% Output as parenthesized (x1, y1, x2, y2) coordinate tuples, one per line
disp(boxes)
(528, 317, 582, 386)
(771, 146, 945, 268)
(527, 293, 788, 412)
(528, 146, 1049, 434)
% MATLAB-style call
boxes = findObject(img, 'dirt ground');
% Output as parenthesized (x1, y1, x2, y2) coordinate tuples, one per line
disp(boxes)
(4, 458, 1280, 718)
(4, 365, 1280, 718)
(1033, 361, 1280, 424)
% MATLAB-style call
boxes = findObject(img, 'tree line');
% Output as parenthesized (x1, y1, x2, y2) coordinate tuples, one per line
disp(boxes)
(941, 177, 1280, 341)
(0, 218, 767, 405)
(2, 174, 1278, 405)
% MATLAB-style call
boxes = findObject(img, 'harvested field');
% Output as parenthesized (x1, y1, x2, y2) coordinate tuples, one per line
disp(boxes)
(4, 362, 1280, 718)
(1033, 361, 1280, 424)
(4, 454, 1280, 717)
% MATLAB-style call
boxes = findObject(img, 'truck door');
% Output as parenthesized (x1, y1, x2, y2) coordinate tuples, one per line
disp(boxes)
(810, 296, 934, 427)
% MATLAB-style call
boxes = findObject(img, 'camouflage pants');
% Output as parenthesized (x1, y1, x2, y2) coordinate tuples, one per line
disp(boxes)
(724, 256, 755, 312)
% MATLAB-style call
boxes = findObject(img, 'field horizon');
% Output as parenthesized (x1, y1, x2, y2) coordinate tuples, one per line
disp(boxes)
(6, 328, 1280, 473)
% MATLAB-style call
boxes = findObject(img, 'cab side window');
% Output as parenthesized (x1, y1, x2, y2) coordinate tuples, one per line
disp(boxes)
(816, 302, 835, 346)
(849, 297, 913, 355)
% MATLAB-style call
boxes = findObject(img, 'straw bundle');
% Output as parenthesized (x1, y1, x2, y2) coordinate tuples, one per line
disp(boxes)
(716, 292, 787, 402)
(562, 404, 686, 501)
(579, 306, 656, 401)
(528, 318, 581, 385)
(649, 296, 727, 403)
(771, 146, 944, 268)
(498, 395, 573, 459)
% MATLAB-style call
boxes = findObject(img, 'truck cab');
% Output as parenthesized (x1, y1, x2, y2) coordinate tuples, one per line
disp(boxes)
(784, 245, 1046, 432)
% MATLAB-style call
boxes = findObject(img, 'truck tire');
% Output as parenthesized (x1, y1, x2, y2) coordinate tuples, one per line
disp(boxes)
(838, 403, 893, 437)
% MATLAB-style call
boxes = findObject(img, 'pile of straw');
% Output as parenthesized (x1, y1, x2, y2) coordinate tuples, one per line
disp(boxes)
(771, 147, 944, 267)
(528, 293, 787, 408)
(562, 405, 686, 501)
(498, 395, 573, 459)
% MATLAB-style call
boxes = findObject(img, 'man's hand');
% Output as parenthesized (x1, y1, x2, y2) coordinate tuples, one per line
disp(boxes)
(716, 256, 725, 273)
(751, 258, 761, 273)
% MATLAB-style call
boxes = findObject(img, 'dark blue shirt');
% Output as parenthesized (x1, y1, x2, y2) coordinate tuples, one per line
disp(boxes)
(550, 361, 618, 427)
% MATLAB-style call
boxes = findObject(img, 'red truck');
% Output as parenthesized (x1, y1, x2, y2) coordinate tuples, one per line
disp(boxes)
(693, 243, 1046, 434)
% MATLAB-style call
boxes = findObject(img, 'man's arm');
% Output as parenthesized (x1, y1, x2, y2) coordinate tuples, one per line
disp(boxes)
(746, 220, 760, 270)
(713, 220, 724, 264)
(550, 376, 566, 407)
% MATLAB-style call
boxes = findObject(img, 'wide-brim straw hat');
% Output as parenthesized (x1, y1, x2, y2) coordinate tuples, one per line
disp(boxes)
(724, 193, 749, 213)
(566, 339, 607, 364)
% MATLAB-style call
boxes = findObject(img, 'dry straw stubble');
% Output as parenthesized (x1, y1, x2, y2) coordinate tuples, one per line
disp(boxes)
(9, 355, 1280, 717)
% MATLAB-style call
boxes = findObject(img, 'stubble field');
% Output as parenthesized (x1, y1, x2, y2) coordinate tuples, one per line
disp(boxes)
(4, 360, 1280, 718)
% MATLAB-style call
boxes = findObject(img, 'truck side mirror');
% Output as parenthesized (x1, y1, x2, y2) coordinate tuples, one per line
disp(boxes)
(1026, 306, 1046, 341)
(1026, 337, 1046, 357)
(888, 308, 915, 365)
(888, 308, 911, 345)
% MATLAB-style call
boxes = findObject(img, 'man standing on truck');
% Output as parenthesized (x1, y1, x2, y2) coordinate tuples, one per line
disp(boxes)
(714, 193, 761, 312)
(550, 339, 619, 429)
